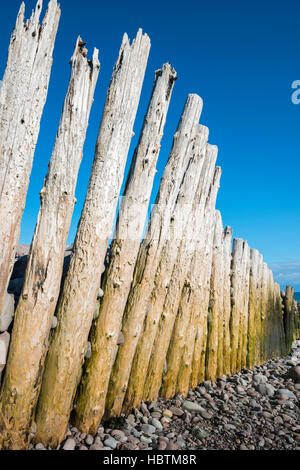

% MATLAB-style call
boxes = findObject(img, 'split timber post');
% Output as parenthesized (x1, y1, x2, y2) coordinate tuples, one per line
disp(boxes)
(205, 211, 224, 381)
(254, 254, 264, 365)
(283, 286, 298, 352)
(259, 262, 269, 363)
(238, 244, 250, 370)
(247, 249, 260, 368)
(72, 63, 177, 434)
(0, 0, 60, 318)
(0, 39, 99, 451)
(104, 94, 204, 419)
(222, 226, 233, 376)
(173, 172, 225, 396)
(123, 127, 211, 409)
(159, 146, 219, 399)
(230, 238, 244, 374)
(190, 167, 222, 387)
(144, 144, 219, 402)
(35, 30, 150, 448)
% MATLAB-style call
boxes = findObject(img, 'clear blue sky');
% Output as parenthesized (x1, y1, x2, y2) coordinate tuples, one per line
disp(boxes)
(1, 0, 299, 290)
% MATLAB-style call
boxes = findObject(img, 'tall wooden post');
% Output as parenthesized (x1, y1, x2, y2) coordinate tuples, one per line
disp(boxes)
(104, 95, 204, 419)
(222, 226, 232, 376)
(0, 38, 99, 451)
(142, 145, 218, 402)
(0, 0, 61, 317)
(159, 148, 218, 399)
(35, 30, 150, 447)
(247, 249, 260, 368)
(72, 63, 177, 434)
(191, 167, 222, 386)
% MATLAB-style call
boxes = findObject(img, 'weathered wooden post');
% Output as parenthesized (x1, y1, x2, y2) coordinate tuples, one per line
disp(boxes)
(123, 132, 212, 409)
(35, 30, 150, 447)
(238, 243, 250, 370)
(230, 238, 245, 373)
(283, 286, 297, 352)
(0, 38, 100, 451)
(259, 262, 269, 363)
(274, 282, 286, 357)
(222, 226, 232, 376)
(191, 167, 222, 386)
(104, 94, 204, 419)
(0, 0, 61, 317)
(217, 224, 229, 378)
(143, 145, 219, 402)
(72, 63, 177, 434)
(247, 249, 260, 368)
(254, 254, 264, 364)
(159, 148, 218, 399)
(173, 179, 222, 396)
(205, 211, 224, 381)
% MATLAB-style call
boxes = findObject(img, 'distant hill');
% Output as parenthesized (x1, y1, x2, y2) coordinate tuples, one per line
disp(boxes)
(295, 292, 300, 303)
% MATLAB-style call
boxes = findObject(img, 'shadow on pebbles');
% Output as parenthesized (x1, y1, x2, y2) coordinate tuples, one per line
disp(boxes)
(31, 340, 300, 451)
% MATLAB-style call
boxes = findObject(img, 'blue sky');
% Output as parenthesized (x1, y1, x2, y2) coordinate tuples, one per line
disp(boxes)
(1, 0, 299, 290)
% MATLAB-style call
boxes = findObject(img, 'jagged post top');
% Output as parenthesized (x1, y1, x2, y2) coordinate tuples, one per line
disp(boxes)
(176, 94, 203, 136)
(224, 226, 233, 238)
(154, 63, 177, 99)
(70, 36, 100, 71)
(114, 28, 150, 76)
(15, 0, 60, 34)
(155, 62, 177, 79)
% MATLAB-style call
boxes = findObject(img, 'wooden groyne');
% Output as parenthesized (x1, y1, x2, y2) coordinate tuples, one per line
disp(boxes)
(0, 0, 299, 450)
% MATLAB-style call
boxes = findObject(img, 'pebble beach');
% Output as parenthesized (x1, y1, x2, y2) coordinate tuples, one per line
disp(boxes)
(30, 340, 300, 451)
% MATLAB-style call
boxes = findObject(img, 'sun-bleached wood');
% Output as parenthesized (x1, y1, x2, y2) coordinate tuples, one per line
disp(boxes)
(72, 63, 177, 434)
(254, 254, 264, 364)
(123, 129, 211, 409)
(222, 226, 232, 375)
(174, 170, 222, 395)
(0, 0, 61, 318)
(144, 145, 218, 402)
(159, 146, 218, 399)
(190, 168, 222, 386)
(247, 249, 260, 368)
(35, 30, 150, 447)
(0, 39, 99, 451)
(105, 94, 203, 418)
(205, 211, 224, 381)
(237, 243, 250, 370)
(230, 238, 246, 373)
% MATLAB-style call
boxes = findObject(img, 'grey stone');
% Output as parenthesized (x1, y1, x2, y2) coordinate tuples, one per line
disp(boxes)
(140, 435, 152, 444)
(151, 418, 163, 431)
(97, 288, 104, 299)
(276, 389, 297, 400)
(0, 292, 14, 332)
(63, 438, 76, 450)
(285, 366, 300, 383)
(182, 401, 205, 413)
(141, 424, 156, 434)
(0, 332, 10, 376)
(85, 434, 94, 446)
(85, 341, 92, 359)
(192, 426, 208, 440)
(253, 374, 267, 384)
(35, 443, 45, 450)
(104, 438, 117, 449)
(257, 383, 275, 396)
